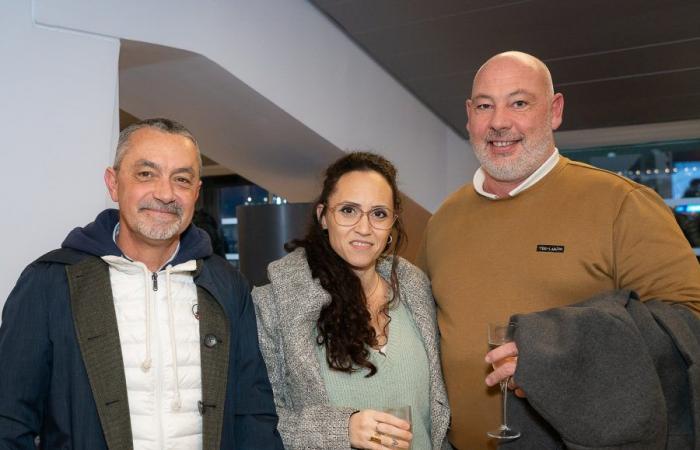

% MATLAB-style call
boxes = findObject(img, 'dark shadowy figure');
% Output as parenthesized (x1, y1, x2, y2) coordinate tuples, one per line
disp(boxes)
(193, 209, 227, 258)
(684, 178, 700, 198)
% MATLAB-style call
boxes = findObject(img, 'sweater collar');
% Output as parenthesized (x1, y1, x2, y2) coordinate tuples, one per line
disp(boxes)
(473, 148, 560, 199)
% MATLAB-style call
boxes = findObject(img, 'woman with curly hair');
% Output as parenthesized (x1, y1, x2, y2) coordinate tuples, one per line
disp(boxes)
(252, 152, 450, 449)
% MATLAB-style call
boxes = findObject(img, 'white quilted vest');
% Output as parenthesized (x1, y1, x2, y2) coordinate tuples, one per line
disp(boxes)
(102, 255, 203, 450)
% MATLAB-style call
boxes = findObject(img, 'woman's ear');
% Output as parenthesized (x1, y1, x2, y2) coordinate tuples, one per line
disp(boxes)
(316, 204, 327, 229)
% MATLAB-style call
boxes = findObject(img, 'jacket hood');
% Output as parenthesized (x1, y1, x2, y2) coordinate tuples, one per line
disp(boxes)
(61, 208, 213, 265)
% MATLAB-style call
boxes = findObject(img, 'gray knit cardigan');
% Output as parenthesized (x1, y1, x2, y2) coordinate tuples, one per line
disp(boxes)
(252, 248, 451, 449)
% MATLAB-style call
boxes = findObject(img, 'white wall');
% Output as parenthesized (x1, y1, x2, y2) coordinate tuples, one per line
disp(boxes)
(34, 0, 478, 213)
(118, 48, 346, 203)
(0, 1, 119, 310)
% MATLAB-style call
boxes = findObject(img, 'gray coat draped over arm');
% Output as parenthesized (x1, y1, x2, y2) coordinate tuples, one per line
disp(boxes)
(506, 290, 700, 450)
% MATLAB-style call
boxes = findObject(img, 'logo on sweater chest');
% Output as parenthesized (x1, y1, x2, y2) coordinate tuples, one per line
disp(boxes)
(536, 244, 565, 253)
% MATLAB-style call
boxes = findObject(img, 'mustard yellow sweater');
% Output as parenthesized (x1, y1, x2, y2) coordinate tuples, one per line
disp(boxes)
(418, 156, 700, 449)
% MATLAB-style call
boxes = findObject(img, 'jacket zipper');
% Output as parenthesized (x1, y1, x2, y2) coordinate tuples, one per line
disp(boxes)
(152, 272, 165, 448)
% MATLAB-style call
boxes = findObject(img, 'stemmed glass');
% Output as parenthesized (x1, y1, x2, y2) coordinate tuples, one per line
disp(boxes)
(487, 322, 521, 440)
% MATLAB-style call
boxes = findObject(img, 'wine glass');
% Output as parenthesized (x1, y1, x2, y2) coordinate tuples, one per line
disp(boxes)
(381, 406, 412, 449)
(487, 322, 521, 440)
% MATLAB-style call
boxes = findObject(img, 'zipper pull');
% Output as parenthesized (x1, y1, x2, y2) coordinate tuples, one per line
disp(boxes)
(152, 272, 158, 291)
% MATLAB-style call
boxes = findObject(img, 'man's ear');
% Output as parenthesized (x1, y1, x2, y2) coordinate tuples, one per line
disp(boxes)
(465, 99, 473, 125)
(104, 167, 119, 202)
(550, 93, 564, 131)
(316, 203, 327, 229)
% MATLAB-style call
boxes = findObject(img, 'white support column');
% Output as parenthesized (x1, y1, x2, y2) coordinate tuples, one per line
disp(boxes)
(0, 1, 119, 306)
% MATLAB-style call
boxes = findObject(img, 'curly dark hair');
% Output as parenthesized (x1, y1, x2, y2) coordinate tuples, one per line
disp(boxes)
(286, 152, 407, 377)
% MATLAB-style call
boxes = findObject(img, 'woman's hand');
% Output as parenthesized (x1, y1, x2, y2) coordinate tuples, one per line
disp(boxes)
(349, 409, 412, 449)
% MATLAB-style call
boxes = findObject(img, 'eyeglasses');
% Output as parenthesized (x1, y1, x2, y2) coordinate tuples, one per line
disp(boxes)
(327, 203, 397, 230)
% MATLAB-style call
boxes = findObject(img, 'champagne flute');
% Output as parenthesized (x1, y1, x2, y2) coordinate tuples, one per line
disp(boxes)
(487, 322, 521, 440)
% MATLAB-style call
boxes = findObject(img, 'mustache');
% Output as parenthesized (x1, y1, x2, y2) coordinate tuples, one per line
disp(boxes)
(485, 130, 522, 141)
(138, 199, 183, 217)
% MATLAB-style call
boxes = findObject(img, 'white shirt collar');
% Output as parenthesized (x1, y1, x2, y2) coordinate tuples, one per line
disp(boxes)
(473, 148, 560, 199)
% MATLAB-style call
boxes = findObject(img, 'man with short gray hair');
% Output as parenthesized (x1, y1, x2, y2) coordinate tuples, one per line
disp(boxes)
(0, 118, 283, 449)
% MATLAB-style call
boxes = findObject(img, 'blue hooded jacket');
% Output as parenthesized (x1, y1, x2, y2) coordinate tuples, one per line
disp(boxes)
(0, 209, 283, 449)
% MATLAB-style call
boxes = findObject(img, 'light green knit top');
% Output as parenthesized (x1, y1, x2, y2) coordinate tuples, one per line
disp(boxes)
(315, 300, 431, 449)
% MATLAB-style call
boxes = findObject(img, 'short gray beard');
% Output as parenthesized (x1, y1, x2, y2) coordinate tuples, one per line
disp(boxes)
(473, 125, 554, 182)
(135, 200, 184, 241)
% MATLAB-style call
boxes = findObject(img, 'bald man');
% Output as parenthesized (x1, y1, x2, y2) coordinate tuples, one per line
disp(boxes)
(418, 51, 700, 448)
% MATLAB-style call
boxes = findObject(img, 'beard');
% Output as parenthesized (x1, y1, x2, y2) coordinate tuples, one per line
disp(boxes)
(472, 122, 555, 182)
(136, 199, 184, 240)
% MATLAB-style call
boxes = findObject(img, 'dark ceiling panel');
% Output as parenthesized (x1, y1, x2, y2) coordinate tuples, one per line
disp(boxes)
(560, 70, 700, 129)
(311, 0, 700, 137)
(550, 39, 700, 86)
(406, 39, 700, 103)
(356, 2, 700, 78)
(338, 1, 699, 58)
(313, 0, 519, 35)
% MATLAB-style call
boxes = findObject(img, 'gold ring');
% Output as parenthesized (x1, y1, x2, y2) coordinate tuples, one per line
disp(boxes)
(369, 435, 382, 444)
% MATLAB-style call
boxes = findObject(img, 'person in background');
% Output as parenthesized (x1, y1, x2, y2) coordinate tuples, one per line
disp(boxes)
(684, 178, 700, 197)
(418, 51, 700, 449)
(0, 118, 283, 449)
(253, 152, 451, 449)
(193, 208, 227, 258)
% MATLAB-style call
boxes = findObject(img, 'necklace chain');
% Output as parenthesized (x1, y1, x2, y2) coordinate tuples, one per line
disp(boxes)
(365, 272, 389, 349)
